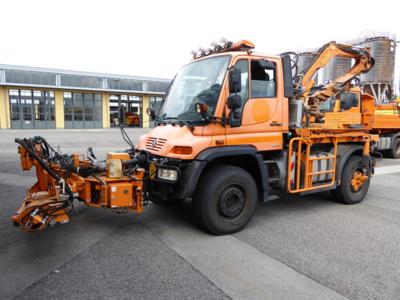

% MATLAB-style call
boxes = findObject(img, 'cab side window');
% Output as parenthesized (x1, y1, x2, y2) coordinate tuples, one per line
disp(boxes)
(251, 60, 276, 98)
(235, 59, 249, 105)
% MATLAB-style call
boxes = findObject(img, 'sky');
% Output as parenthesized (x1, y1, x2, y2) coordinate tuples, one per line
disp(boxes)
(0, 0, 399, 88)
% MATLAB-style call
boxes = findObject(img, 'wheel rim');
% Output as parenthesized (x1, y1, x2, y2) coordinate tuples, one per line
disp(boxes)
(350, 170, 368, 192)
(217, 185, 246, 219)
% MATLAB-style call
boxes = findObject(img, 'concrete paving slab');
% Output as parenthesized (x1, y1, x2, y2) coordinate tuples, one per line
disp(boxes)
(144, 207, 347, 300)
(235, 195, 400, 300)
(17, 224, 228, 300)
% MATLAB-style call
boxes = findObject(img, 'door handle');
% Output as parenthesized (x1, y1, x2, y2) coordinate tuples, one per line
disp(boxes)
(270, 121, 282, 126)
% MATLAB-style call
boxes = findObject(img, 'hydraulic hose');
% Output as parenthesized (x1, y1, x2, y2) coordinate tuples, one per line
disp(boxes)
(15, 138, 75, 202)
(70, 165, 101, 177)
(121, 153, 147, 167)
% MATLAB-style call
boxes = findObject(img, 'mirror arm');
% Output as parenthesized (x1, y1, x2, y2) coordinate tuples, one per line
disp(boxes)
(222, 104, 227, 126)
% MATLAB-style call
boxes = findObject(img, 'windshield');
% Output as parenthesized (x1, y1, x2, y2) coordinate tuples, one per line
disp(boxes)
(160, 55, 230, 122)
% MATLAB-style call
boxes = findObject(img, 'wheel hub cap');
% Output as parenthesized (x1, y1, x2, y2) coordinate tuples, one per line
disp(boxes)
(351, 171, 368, 192)
(218, 185, 245, 219)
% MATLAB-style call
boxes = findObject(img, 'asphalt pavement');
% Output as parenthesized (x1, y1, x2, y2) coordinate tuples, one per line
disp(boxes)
(1, 129, 400, 300)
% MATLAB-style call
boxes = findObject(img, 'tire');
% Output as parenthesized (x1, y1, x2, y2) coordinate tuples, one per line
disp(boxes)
(192, 165, 258, 235)
(331, 156, 370, 204)
(387, 138, 400, 159)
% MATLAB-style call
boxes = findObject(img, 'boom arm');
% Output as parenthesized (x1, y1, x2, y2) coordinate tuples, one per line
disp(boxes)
(295, 41, 375, 107)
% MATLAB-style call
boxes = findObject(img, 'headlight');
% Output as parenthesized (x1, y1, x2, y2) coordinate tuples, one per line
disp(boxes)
(157, 168, 178, 182)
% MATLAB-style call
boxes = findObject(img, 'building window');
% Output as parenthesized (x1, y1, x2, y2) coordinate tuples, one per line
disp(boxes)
(109, 94, 142, 127)
(63, 92, 102, 128)
(60, 75, 102, 89)
(5, 70, 56, 86)
(9, 89, 55, 129)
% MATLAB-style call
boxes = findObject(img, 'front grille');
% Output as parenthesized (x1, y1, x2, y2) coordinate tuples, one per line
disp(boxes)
(145, 137, 167, 151)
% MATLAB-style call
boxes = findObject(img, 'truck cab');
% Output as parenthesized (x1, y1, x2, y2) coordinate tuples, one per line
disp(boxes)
(138, 45, 289, 158)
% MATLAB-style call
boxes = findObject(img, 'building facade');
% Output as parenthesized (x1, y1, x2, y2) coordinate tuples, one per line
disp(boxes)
(0, 64, 170, 129)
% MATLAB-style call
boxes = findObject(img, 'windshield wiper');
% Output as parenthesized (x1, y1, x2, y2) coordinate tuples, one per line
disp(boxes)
(158, 117, 190, 127)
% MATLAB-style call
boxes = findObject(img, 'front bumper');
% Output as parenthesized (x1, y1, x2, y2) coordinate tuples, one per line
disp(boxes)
(145, 156, 207, 202)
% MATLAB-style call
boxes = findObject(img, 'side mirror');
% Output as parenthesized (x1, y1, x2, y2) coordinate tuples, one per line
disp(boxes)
(227, 95, 242, 110)
(146, 107, 156, 121)
(195, 102, 209, 119)
(229, 67, 241, 94)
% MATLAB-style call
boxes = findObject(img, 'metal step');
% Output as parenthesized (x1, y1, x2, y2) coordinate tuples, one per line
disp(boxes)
(268, 178, 280, 184)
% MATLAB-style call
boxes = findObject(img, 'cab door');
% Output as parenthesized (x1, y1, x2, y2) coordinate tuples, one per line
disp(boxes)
(225, 56, 284, 151)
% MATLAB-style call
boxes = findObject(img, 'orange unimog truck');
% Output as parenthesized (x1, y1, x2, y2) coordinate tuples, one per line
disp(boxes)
(136, 40, 378, 234)
(11, 40, 379, 234)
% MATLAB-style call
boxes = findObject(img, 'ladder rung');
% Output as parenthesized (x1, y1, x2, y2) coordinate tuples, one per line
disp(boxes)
(308, 169, 335, 176)
(308, 156, 335, 161)
(269, 178, 280, 183)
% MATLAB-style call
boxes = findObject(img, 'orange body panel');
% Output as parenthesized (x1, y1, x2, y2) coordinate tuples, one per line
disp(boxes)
(137, 124, 213, 159)
(372, 115, 400, 130)
(370, 101, 400, 131)
(107, 152, 131, 160)
(109, 183, 133, 208)
(324, 112, 362, 128)
(223, 54, 285, 151)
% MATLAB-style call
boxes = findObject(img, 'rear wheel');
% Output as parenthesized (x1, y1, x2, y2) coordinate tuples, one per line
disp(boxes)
(331, 156, 370, 204)
(192, 165, 258, 235)
(387, 138, 400, 159)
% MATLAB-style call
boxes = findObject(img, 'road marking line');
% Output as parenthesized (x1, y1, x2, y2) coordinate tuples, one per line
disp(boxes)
(145, 213, 347, 300)
(374, 165, 400, 176)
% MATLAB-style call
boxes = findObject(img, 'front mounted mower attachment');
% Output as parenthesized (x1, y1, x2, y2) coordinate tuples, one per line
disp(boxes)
(12, 136, 147, 232)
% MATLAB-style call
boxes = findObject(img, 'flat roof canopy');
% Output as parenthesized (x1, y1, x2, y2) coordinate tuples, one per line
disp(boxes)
(0, 64, 171, 95)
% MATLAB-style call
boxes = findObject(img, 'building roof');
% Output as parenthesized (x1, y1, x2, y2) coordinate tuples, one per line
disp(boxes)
(0, 64, 171, 95)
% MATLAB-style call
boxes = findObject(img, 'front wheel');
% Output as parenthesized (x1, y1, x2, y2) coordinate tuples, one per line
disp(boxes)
(192, 165, 258, 235)
(331, 156, 370, 204)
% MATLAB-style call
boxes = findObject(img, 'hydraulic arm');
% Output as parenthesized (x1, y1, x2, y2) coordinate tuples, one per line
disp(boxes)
(294, 41, 375, 112)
